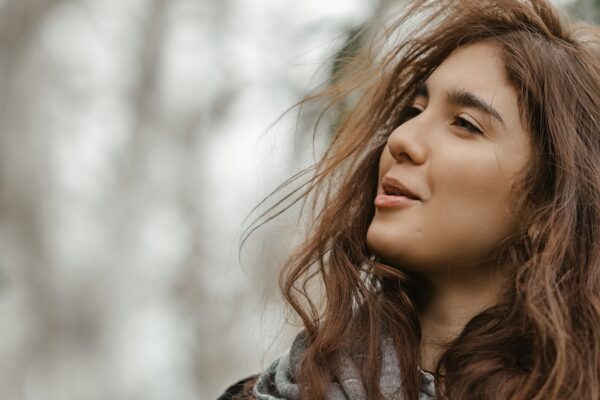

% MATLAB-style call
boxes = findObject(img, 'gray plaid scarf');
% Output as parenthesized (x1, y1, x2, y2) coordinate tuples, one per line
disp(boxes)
(254, 331, 436, 400)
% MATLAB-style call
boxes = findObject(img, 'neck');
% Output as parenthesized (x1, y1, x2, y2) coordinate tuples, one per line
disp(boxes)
(417, 266, 505, 372)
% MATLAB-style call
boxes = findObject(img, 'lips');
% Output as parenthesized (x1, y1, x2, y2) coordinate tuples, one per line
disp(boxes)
(381, 176, 421, 200)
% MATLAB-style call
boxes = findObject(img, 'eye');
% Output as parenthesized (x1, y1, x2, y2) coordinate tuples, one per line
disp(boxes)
(399, 106, 423, 124)
(452, 116, 483, 135)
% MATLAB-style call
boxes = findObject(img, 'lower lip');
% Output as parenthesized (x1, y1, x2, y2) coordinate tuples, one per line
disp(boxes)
(374, 194, 420, 208)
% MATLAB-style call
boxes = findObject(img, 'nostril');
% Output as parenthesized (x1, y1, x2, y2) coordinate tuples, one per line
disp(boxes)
(400, 152, 412, 162)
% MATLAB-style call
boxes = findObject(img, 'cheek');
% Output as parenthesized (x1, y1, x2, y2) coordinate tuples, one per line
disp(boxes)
(424, 158, 521, 259)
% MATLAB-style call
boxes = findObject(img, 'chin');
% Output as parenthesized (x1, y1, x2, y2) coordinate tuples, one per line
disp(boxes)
(367, 217, 408, 249)
(366, 225, 436, 272)
(367, 225, 409, 268)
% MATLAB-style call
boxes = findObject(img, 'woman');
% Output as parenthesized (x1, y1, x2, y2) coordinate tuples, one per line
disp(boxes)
(219, 0, 600, 398)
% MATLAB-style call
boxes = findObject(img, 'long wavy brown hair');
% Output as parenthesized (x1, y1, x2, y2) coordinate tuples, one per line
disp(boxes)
(240, 0, 600, 399)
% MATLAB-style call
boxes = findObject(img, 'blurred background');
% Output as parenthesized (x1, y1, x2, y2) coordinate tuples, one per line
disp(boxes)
(0, 0, 592, 399)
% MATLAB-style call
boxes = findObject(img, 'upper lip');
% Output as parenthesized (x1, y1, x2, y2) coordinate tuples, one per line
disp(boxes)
(381, 176, 421, 200)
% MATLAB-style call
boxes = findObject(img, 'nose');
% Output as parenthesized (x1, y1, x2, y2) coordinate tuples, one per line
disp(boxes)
(386, 118, 428, 165)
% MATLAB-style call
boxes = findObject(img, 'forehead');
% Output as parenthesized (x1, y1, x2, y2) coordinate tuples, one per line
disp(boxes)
(429, 42, 507, 91)
(425, 42, 513, 105)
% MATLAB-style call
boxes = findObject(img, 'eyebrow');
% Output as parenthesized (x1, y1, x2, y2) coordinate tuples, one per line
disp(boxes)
(415, 83, 505, 126)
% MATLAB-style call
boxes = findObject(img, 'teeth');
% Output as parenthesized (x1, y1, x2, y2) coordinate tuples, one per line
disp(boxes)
(388, 190, 408, 197)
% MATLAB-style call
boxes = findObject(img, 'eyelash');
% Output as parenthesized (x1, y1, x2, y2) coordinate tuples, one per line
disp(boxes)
(401, 106, 483, 135)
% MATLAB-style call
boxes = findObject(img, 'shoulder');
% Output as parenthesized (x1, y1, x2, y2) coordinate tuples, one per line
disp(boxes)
(216, 374, 259, 400)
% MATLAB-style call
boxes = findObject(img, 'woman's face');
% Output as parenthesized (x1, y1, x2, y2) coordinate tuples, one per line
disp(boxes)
(366, 42, 533, 274)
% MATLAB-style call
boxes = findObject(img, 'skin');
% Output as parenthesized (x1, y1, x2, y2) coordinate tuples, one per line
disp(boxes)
(365, 42, 533, 371)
